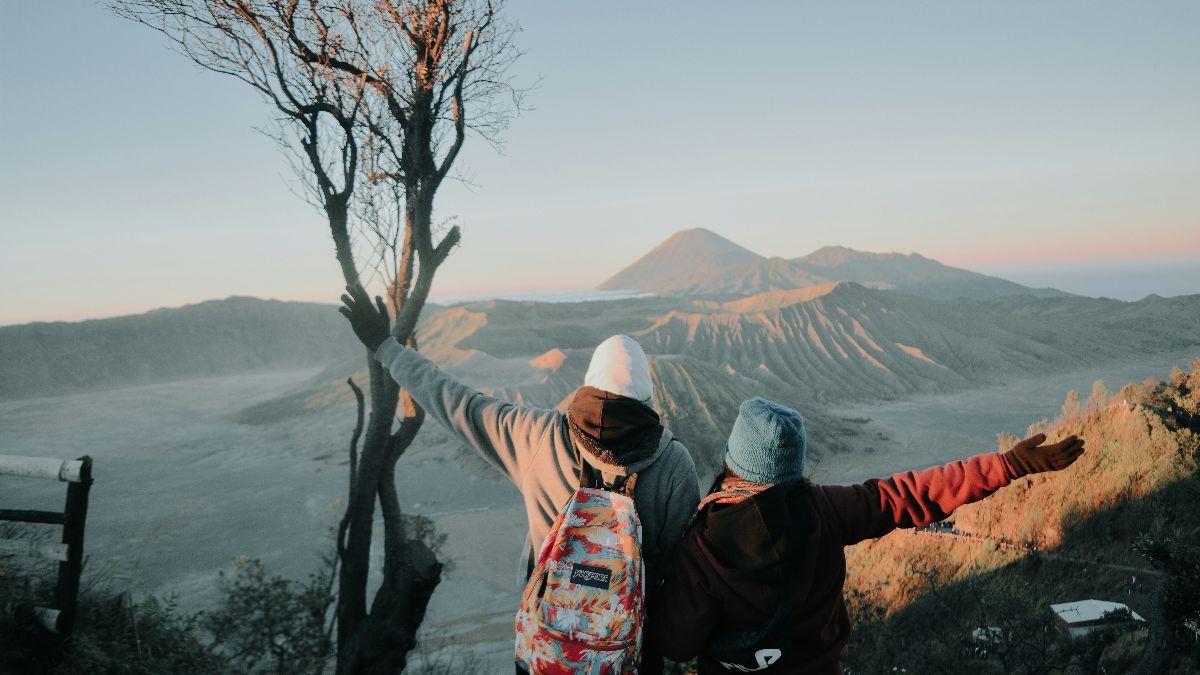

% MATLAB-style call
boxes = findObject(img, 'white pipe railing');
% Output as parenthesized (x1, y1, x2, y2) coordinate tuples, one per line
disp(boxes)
(0, 452, 94, 637)
(0, 455, 87, 483)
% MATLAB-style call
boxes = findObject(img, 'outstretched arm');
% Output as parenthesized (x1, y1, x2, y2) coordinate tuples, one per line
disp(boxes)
(825, 433, 1085, 546)
(339, 285, 556, 484)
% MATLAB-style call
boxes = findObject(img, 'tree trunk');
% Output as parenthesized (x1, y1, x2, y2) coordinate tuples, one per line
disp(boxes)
(335, 207, 445, 672)
(359, 537, 443, 674)
(328, 199, 439, 674)
(337, 360, 400, 673)
(1130, 582, 1174, 675)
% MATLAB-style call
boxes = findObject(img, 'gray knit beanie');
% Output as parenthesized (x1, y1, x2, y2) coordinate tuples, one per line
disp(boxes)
(724, 398, 807, 484)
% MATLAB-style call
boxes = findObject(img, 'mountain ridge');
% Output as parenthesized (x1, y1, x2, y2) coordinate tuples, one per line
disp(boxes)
(223, 283, 1199, 473)
(597, 227, 764, 294)
(0, 296, 354, 399)
(10, 287, 1195, 501)
(599, 228, 1069, 300)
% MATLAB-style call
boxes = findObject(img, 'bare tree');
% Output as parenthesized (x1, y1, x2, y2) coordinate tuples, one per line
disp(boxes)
(111, 1, 522, 672)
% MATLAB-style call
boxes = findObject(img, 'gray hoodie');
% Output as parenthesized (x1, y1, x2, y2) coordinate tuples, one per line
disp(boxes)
(374, 338, 702, 583)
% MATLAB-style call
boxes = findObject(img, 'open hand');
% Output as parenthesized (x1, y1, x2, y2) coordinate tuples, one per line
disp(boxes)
(1003, 433, 1085, 476)
(338, 284, 392, 351)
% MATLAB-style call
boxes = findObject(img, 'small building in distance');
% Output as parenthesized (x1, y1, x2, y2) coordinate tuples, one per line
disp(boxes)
(1050, 599, 1145, 638)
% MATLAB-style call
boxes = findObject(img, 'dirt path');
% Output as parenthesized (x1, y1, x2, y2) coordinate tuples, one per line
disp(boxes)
(904, 527, 1162, 577)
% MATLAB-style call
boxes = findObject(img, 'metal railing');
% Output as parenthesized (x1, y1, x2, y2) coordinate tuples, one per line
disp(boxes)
(0, 454, 94, 637)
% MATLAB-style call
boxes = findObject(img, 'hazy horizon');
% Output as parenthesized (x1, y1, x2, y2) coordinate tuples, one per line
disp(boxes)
(2, 225, 1200, 325)
(3, 1, 1198, 325)
(5, 251, 1200, 327)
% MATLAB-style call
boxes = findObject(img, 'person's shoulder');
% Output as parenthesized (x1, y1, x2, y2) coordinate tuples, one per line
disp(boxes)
(521, 406, 569, 443)
(807, 480, 851, 499)
(802, 481, 843, 513)
(659, 434, 697, 472)
(545, 408, 570, 432)
(805, 480, 882, 531)
(491, 396, 567, 422)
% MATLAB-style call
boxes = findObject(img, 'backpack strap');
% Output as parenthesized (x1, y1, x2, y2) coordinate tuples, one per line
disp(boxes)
(575, 444, 592, 488)
(579, 459, 637, 497)
(613, 472, 637, 498)
(572, 426, 639, 497)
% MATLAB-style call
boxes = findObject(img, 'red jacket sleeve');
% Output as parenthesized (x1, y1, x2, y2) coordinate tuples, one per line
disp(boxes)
(820, 452, 1019, 546)
(650, 527, 720, 662)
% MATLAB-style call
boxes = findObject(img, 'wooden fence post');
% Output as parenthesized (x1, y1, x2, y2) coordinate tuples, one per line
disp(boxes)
(53, 456, 93, 636)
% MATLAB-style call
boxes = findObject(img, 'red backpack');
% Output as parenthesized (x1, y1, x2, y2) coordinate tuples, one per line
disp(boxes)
(515, 467, 644, 674)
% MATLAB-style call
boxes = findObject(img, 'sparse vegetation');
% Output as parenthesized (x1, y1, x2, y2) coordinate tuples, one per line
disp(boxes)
(1, 514, 451, 674)
(842, 362, 1200, 673)
(1, 551, 222, 675)
(202, 557, 335, 674)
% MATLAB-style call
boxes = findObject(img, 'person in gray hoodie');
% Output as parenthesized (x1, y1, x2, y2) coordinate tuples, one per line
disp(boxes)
(339, 284, 700, 674)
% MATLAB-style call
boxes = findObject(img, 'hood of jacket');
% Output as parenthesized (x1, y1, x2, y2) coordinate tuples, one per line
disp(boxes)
(567, 385, 667, 477)
(698, 482, 814, 583)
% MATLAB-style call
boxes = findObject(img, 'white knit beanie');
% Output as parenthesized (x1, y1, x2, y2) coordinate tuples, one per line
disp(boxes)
(584, 335, 654, 403)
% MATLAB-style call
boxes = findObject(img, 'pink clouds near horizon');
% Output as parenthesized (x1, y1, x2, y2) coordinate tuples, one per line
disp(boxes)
(935, 231, 1200, 270)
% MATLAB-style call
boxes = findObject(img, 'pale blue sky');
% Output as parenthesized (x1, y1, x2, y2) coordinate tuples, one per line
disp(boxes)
(2, 1, 1198, 324)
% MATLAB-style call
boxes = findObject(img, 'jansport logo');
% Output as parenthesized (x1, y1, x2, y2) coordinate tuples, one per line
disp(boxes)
(570, 563, 612, 590)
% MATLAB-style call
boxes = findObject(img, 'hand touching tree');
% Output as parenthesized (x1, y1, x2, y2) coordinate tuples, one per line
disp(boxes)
(339, 284, 392, 352)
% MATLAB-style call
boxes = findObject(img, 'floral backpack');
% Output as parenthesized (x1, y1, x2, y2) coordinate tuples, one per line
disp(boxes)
(515, 462, 644, 674)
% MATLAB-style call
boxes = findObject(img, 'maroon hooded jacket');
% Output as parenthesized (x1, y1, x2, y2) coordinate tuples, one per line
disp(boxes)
(653, 452, 1022, 674)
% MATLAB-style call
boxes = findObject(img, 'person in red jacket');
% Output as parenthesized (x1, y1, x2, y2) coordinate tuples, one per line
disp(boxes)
(654, 397, 1085, 674)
